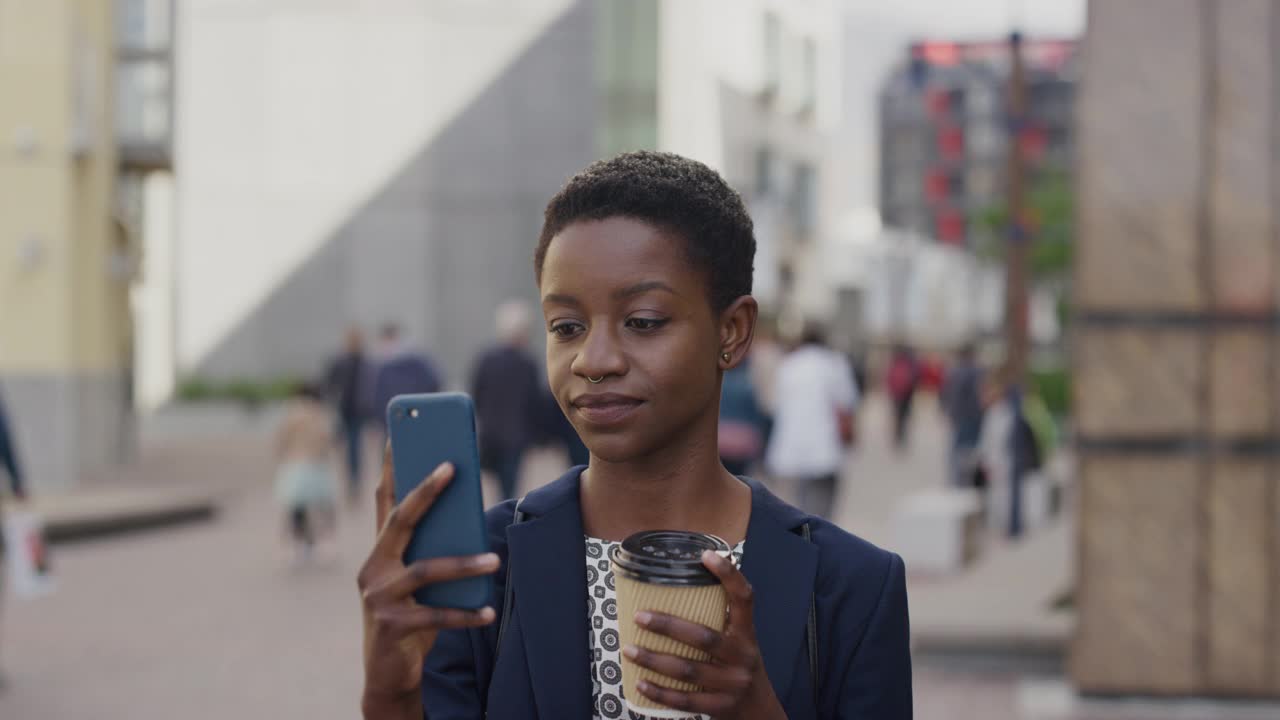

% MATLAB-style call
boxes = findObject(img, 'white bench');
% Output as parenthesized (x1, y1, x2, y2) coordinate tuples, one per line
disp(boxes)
(891, 488, 983, 573)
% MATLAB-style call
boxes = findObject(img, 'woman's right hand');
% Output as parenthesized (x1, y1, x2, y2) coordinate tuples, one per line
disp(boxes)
(358, 445, 500, 718)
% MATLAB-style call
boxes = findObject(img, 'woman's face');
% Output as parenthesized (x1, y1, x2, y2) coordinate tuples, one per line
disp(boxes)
(539, 217, 729, 463)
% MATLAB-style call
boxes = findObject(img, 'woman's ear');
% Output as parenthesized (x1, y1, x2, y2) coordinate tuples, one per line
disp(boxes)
(718, 296, 758, 369)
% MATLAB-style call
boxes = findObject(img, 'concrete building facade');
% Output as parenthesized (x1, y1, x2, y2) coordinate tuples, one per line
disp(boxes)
(170, 0, 841, 389)
(0, 0, 136, 491)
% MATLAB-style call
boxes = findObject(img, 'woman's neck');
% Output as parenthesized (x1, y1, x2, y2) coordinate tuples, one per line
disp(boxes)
(579, 419, 751, 544)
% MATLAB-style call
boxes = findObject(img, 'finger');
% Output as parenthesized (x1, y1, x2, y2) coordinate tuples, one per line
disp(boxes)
(364, 553, 500, 605)
(634, 611, 747, 665)
(702, 550, 756, 637)
(634, 680, 735, 717)
(623, 646, 752, 693)
(375, 441, 394, 536)
(372, 605, 497, 634)
(374, 461, 455, 557)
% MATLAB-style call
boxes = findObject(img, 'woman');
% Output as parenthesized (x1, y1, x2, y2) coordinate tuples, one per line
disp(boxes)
(358, 152, 911, 719)
(274, 382, 338, 562)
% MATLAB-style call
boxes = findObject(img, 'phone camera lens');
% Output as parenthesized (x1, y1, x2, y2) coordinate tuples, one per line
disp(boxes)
(409, 408, 420, 419)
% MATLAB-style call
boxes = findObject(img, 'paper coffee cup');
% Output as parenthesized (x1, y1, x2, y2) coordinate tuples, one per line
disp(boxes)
(611, 530, 731, 717)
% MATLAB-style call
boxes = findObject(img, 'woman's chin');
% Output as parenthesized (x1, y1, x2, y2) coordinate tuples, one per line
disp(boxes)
(577, 434, 650, 465)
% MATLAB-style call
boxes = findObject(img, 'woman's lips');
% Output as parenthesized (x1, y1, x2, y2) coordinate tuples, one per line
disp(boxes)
(572, 393, 644, 426)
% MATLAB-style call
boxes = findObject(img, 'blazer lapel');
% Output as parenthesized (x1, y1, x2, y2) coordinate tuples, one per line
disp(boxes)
(740, 479, 820, 706)
(506, 472, 593, 719)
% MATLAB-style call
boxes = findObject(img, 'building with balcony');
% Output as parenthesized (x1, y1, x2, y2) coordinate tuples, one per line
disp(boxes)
(877, 38, 1078, 248)
(0, 0, 152, 490)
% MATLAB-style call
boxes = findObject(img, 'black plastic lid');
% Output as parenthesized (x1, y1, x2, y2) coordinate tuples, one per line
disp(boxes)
(610, 530, 731, 586)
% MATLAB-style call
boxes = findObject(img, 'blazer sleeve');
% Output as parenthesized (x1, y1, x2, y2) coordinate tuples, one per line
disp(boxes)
(835, 552, 912, 719)
(420, 500, 515, 719)
(420, 627, 485, 720)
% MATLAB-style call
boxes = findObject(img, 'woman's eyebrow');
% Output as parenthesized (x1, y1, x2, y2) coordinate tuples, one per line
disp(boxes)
(613, 281, 678, 300)
(542, 293, 581, 307)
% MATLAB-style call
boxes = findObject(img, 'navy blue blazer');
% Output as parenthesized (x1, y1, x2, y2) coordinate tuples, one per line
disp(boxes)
(422, 469, 912, 718)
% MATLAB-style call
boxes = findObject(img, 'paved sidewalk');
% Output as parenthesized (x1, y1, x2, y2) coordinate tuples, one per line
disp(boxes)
(5, 401, 1278, 719)
(827, 394, 1072, 662)
(27, 430, 275, 543)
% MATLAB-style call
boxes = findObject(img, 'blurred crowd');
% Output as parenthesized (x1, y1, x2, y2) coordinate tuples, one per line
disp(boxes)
(262, 296, 1062, 563)
(0, 303, 1061, 566)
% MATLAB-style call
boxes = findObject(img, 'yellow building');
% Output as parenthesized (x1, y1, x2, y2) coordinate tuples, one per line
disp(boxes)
(0, 0, 162, 490)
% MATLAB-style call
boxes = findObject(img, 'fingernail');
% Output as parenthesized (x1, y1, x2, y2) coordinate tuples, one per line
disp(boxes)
(474, 553, 500, 568)
(637, 680, 651, 693)
(435, 461, 454, 475)
(623, 645, 639, 660)
(635, 611, 652, 626)
(477, 607, 496, 622)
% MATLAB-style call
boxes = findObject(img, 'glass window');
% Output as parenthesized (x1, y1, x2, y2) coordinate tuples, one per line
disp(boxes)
(764, 12, 781, 92)
(790, 163, 818, 239)
(116, 0, 171, 52)
(801, 37, 817, 110)
(755, 146, 774, 197)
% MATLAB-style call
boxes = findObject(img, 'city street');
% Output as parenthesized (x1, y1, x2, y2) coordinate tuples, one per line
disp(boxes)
(0, 397, 942, 720)
(2, 398, 1273, 719)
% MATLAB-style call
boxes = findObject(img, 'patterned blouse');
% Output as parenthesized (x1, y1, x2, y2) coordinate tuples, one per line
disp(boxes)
(584, 536, 746, 720)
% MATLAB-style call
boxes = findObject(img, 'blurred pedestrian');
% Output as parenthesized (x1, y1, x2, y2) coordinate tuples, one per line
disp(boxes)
(0, 388, 22, 505)
(976, 370, 1040, 539)
(766, 326, 859, 519)
(274, 382, 338, 564)
(941, 343, 985, 488)
(545, 387, 591, 468)
(886, 345, 920, 451)
(747, 318, 783, 418)
(325, 327, 368, 503)
(718, 357, 769, 477)
(370, 323, 443, 433)
(471, 301, 542, 501)
(0, 387, 27, 685)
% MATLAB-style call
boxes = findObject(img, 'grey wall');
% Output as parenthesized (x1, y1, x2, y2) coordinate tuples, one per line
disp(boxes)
(3, 371, 130, 492)
(193, 2, 597, 387)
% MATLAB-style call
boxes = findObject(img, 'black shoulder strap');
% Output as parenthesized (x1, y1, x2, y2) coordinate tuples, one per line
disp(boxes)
(495, 498, 525, 656)
(800, 522, 819, 711)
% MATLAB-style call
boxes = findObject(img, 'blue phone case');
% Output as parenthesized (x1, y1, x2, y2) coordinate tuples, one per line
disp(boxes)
(386, 392, 492, 610)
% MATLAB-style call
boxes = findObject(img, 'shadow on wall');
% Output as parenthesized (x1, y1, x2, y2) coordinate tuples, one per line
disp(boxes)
(193, 1, 597, 387)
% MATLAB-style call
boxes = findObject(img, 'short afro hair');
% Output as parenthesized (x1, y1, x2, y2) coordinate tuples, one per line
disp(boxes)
(535, 151, 756, 313)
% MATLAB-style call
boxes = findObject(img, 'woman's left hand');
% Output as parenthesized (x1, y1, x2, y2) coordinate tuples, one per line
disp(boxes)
(623, 550, 786, 720)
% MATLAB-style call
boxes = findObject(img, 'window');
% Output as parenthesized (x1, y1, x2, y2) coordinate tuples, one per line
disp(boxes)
(115, 0, 174, 167)
(790, 163, 818, 239)
(115, 0, 171, 53)
(764, 12, 781, 94)
(755, 146, 774, 197)
(800, 37, 817, 112)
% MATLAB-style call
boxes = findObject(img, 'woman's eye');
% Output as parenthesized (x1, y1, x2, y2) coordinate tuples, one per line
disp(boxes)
(550, 321, 584, 338)
(626, 317, 668, 332)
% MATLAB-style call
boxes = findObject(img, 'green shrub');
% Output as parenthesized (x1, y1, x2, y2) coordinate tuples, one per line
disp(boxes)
(175, 376, 307, 407)
(1031, 367, 1070, 419)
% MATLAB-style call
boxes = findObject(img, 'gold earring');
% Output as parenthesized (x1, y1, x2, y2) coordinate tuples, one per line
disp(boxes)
(721, 352, 731, 362)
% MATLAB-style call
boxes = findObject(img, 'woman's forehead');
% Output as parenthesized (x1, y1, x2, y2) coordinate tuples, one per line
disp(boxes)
(540, 218, 705, 299)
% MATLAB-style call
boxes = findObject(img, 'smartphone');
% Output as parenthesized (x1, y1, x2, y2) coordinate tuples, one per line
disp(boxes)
(386, 392, 492, 610)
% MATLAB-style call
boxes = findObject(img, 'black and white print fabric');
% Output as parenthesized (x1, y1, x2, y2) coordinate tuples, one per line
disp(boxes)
(585, 536, 746, 720)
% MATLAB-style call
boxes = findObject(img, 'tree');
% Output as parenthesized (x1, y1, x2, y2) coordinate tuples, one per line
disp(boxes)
(975, 170, 1073, 278)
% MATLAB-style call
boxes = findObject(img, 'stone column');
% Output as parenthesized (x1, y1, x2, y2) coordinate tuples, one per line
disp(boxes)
(1073, 0, 1280, 696)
